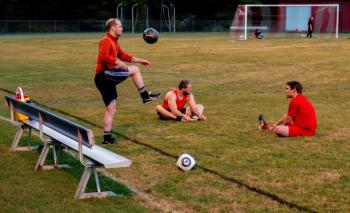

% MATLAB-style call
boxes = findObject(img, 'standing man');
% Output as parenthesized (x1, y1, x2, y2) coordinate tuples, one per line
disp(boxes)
(155, 80, 206, 122)
(306, 16, 314, 38)
(95, 18, 161, 144)
(259, 81, 316, 137)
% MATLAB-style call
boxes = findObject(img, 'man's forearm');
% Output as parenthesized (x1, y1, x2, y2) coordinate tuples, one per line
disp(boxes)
(273, 114, 286, 126)
(172, 109, 185, 117)
(131, 57, 138, 63)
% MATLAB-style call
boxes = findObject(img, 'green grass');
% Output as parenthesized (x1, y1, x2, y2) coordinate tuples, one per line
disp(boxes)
(1, 33, 350, 212)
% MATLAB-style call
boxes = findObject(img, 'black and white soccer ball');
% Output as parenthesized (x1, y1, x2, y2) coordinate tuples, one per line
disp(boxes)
(176, 154, 196, 171)
(143, 28, 159, 44)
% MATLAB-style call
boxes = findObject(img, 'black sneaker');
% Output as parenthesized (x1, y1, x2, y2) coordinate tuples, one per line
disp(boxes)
(102, 137, 116, 144)
(143, 91, 162, 104)
(258, 114, 269, 130)
(258, 114, 266, 125)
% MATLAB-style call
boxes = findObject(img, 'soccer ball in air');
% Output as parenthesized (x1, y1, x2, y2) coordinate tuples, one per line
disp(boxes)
(143, 28, 159, 44)
(176, 154, 196, 171)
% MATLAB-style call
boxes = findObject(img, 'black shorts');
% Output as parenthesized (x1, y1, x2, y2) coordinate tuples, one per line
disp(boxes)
(158, 108, 187, 120)
(94, 68, 129, 106)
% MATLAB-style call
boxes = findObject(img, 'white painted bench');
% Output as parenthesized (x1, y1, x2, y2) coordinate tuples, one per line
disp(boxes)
(4, 95, 132, 199)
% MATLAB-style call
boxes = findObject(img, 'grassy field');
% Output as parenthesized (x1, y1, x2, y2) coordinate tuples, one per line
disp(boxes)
(0, 33, 350, 212)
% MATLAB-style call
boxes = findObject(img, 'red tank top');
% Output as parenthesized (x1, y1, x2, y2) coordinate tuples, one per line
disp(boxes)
(162, 88, 188, 110)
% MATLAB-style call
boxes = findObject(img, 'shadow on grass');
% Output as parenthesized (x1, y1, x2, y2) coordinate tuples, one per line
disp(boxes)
(8, 133, 132, 197)
(42, 146, 132, 196)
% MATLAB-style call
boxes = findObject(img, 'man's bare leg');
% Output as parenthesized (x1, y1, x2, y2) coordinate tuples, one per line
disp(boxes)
(156, 105, 177, 120)
(128, 65, 144, 89)
(185, 104, 204, 118)
(104, 100, 116, 131)
(271, 125, 289, 137)
(128, 65, 161, 103)
(103, 100, 117, 144)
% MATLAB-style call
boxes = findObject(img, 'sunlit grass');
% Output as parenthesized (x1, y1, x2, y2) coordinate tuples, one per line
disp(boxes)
(1, 33, 350, 212)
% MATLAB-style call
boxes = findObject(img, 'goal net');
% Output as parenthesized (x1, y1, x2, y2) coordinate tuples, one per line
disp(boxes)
(230, 4, 339, 40)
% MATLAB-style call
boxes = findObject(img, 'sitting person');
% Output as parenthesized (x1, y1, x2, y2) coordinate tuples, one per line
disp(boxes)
(254, 29, 264, 39)
(259, 80, 317, 137)
(156, 80, 207, 122)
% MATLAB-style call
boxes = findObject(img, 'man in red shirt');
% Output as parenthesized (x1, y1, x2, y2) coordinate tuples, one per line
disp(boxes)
(259, 81, 316, 137)
(155, 80, 206, 122)
(95, 18, 161, 144)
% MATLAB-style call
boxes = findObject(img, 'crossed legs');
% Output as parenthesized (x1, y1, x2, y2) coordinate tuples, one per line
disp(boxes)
(155, 104, 204, 120)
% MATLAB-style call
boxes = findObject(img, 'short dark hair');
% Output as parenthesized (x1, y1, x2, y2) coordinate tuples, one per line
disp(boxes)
(105, 18, 120, 31)
(178, 80, 191, 89)
(286, 80, 303, 94)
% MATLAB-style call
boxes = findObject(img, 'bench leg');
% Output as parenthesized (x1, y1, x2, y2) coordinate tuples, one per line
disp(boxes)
(35, 142, 50, 170)
(10, 125, 38, 152)
(10, 125, 24, 151)
(35, 140, 70, 171)
(74, 166, 117, 199)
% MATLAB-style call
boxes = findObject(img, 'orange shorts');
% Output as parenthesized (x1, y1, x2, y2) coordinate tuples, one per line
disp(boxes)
(288, 125, 315, 137)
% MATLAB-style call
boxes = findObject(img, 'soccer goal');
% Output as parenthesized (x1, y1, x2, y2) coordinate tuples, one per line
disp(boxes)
(230, 4, 339, 40)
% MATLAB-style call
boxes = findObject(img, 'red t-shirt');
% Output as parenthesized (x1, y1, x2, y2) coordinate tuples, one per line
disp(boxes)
(287, 94, 317, 133)
(95, 33, 133, 74)
(162, 88, 189, 110)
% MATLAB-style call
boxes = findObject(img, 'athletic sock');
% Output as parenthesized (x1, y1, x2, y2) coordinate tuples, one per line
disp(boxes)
(103, 131, 112, 141)
(139, 86, 149, 99)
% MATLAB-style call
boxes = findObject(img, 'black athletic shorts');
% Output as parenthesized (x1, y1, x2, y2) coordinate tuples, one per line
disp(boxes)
(94, 68, 129, 106)
(158, 108, 187, 120)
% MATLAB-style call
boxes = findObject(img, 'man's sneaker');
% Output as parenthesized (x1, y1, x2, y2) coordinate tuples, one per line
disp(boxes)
(143, 91, 162, 104)
(102, 137, 116, 144)
(181, 115, 200, 122)
(191, 115, 200, 121)
(258, 114, 269, 130)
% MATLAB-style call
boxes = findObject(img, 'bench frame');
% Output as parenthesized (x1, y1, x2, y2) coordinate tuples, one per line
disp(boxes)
(5, 95, 130, 199)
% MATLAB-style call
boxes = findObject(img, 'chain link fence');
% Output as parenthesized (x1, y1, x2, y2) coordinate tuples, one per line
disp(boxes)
(0, 20, 231, 33)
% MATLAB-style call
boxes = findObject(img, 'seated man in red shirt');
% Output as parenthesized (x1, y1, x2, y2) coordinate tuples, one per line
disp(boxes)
(156, 80, 207, 122)
(259, 81, 317, 137)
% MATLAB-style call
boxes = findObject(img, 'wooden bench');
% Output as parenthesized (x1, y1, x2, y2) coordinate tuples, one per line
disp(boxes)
(4, 95, 132, 199)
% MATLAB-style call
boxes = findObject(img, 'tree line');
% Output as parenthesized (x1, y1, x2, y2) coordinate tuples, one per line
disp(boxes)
(0, 0, 277, 20)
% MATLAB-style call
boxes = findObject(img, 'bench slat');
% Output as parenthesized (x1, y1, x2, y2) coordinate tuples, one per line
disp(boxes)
(24, 120, 132, 168)
(5, 95, 93, 148)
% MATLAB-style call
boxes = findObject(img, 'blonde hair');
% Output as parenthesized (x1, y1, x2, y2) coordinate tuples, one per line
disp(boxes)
(105, 18, 121, 31)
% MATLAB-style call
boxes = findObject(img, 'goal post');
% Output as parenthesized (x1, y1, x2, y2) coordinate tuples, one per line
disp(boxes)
(230, 4, 339, 40)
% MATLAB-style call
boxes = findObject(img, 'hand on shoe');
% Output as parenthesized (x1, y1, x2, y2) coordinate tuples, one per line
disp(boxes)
(198, 114, 207, 121)
(181, 114, 192, 122)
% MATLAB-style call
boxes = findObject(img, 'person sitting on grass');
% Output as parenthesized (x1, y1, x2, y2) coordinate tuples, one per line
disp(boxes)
(254, 29, 264, 39)
(259, 80, 317, 137)
(155, 80, 207, 122)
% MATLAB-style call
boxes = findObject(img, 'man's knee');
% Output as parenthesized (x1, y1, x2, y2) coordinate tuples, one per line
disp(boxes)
(128, 65, 140, 75)
(197, 104, 204, 110)
(155, 105, 163, 112)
